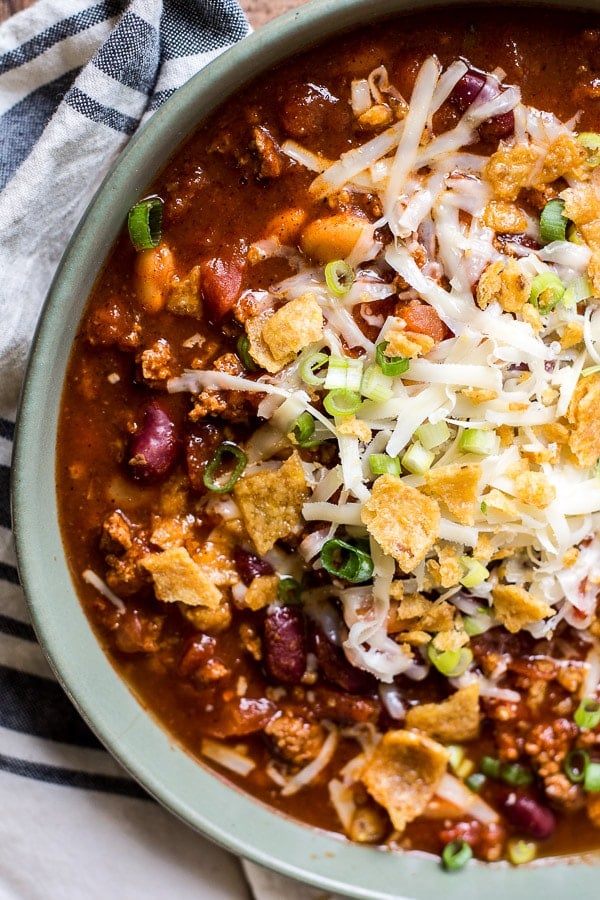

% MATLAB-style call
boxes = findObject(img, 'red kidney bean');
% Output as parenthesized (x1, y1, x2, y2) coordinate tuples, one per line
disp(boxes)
(451, 67, 514, 138)
(233, 546, 275, 585)
(128, 403, 179, 483)
(264, 605, 307, 684)
(309, 686, 381, 725)
(312, 626, 376, 694)
(451, 69, 487, 110)
(501, 793, 556, 839)
(479, 110, 515, 139)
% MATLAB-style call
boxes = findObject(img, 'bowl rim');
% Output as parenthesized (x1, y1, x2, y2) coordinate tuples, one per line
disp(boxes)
(12, 0, 600, 897)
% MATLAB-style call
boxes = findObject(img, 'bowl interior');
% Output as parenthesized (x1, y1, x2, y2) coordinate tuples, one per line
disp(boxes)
(12, 0, 600, 897)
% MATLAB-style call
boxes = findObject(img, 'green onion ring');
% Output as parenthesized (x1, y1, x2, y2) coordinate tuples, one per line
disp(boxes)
(325, 259, 355, 295)
(427, 645, 473, 677)
(291, 411, 322, 448)
(127, 196, 164, 251)
(465, 772, 486, 793)
(500, 762, 534, 787)
(441, 839, 472, 871)
(529, 271, 565, 314)
(203, 442, 247, 493)
(236, 334, 258, 371)
(277, 577, 301, 605)
(369, 453, 401, 476)
(539, 198, 570, 244)
(584, 761, 600, 793)
(299, 351, 329, 386)
(375, 341, 410, 377)
(323, 388, 362, 417)
(564, 748, 589, 784)
(575, 697, 600, 730)
(480, 755, 502, 779)
(507, 838, 537, 866)
(321, 538, 374, 584)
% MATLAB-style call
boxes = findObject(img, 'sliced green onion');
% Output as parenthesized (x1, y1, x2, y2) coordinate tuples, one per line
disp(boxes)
(562, 275, 592, 308)
(290, 411, 322, 448)
(480, 756, 533, 786)
(369, 453, 401, 476)
(463, 612, 491, 637)
(507, 839, 537, 866)
(447, 745, 465, 773)
(459, 427, 499, 456)
(278, 577, 301, 605)
(325, 259, 355, 295)
(321, 538, 374, 584)
(529, 271, 565, 314)
(323, 388, 362, 417)
(401, 441, 435, 475)
(127, 196, 164, 251)
(324, 355, 363, 391)
(299, 351, 328, 386)
(584, 761, 600, 793)
(539, 198, 569, 243)
(415, 420, 451, 450)
(501, 762, 534, 787)
(466, 772, 486, 793)
(574, 697, 600, 730)
(460, 557, 490, 589)
(236, 334, 258, 371)
(360, 365, 394, 402)
(203, 442, 247, 493)
(564, 749, 589, 784)
(375, 341, 409, 377)
(567, 222, 585, 245)
(441, 839, 472, 871)
(578, 131, 600, 167)
(480, 756, 502, 779)
(427, 645, 473, 677)
(480, 501, 488, 515)
(582, 365, 600, 378)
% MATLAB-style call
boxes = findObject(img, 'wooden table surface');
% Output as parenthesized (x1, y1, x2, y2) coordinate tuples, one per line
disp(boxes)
(0, 0, 308, 28)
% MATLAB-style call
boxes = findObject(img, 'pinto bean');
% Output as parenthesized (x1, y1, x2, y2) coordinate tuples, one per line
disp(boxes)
(300, 213, 367, 264)
(133, 245, 175, 314)
(500, 792, 556, 839)
(264, 605, 307, 684)
(128, 403, 179, 483)
(233, 547, 275, 586)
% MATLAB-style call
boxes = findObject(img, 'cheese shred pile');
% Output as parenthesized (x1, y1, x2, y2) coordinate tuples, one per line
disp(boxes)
(169, 56, 600, 689)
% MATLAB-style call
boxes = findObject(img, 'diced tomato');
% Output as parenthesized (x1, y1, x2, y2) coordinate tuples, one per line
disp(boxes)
(200, 254, 244, 321)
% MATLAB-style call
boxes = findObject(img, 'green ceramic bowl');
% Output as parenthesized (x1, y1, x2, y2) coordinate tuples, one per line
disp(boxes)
(12, 0, 600, 897)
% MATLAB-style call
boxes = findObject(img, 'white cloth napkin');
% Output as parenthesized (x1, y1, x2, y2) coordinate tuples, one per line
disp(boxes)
(0, 1, 343, 897)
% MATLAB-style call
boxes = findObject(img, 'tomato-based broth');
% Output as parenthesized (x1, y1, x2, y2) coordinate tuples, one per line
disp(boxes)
(57, 6, 600, 866)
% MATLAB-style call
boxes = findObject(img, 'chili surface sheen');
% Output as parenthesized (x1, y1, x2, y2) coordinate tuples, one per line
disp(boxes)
(57, 6, 600, 865)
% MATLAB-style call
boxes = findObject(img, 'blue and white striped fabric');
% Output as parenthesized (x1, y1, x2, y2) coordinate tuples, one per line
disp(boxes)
(0, 2, 266, 898)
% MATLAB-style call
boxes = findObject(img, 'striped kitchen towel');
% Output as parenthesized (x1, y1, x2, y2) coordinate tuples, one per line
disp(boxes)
(0, 2, 258, 898)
